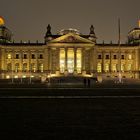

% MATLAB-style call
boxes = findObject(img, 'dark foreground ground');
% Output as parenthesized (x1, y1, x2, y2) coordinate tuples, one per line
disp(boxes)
(1, 86, 140, 140)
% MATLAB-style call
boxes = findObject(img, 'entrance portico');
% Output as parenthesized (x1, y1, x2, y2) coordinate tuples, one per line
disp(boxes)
(47, 32, 95, 76)
(60, 47, 82, 74)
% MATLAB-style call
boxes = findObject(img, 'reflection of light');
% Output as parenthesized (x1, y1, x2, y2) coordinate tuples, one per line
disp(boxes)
(6, 75, 10, 79)
(139, 20, 140, 28)
(31, 75, 34, 78)
(14, 75, 18, 78)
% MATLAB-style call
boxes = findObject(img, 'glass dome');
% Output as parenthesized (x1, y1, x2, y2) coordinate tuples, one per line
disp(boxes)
(58, 28, 81, 35)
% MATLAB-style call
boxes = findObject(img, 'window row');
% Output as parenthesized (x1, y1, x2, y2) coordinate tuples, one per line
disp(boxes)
(97, 63, 133, 73)
(97, 54, 132, 60)
(7, 53, 43, 59)
(6, 63, 44, 72)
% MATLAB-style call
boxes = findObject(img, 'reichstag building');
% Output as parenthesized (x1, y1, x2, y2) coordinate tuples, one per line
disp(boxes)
(0, 17, 140, 81)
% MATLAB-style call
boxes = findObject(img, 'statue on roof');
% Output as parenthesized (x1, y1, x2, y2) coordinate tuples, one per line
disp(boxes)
(90, 25, 95, 35)
(46, 24, 52, 35)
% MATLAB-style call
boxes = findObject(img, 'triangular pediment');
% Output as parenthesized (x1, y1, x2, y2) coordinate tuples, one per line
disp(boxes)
(49, 33, 94, 44)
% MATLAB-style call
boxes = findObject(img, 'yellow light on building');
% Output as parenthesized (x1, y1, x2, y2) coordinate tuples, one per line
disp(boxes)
(139, 20, 140, 28)
(128, 54, 132, 60)
(22, 75, 26, 78)
(0, 17, 5, 26)
(6, 75, 10, 79)
(7, 54, 12, 59)
(14, 75, 18, 78)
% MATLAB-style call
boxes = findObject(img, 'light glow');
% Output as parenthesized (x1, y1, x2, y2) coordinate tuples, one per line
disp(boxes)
(14, 75, 18, 78)
(6, 75, 10, 79)
(0, 17, 4, 26)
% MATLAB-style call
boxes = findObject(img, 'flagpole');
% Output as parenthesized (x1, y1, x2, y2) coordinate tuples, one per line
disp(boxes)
(118, 18, 122, 83)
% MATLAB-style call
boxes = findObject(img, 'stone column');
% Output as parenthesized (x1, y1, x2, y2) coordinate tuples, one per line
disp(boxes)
(110, 51, 112, 73)
(57, 48, 60, 71)
(74, 48, 77, 72)
(1, 49, 5, 79)
(82, 48, 86, 75)
(90, 48, 93, 73)
(48, 47, 51, 72)
(93, 47, 97, 73)
(65, 48, 68, 74)
(44, 48, 48, 72)
(135, 49, 139, 79)
(56, 48, 60, 76)
(102, 52, 104, 73)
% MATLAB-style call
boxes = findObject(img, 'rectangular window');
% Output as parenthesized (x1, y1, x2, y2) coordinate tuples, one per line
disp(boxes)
(113, 55, 117, 59)
(128, 54, 132, 60)
(121, 55, 124, 59)
(98, 55, 102, 59)
(15, 54, 19, 59)
(32, 54, 35, 59)
(39, 54, 43, 59)
(106, 55, 109, 59)
(7, 53, 12, 59)
(23, 54, 27, 59)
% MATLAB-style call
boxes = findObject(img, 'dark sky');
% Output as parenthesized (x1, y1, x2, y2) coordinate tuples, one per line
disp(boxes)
(0, 0, 140, 43)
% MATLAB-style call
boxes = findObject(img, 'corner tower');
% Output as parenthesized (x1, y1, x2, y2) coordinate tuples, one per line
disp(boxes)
(128, 20, 140, 45)
(0, 17, 12, 43)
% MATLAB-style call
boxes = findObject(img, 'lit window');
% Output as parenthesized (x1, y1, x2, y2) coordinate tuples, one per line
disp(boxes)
(31, 63, 36, 72)
(15, 63, 19, 72)
(7, 63, 12, 71)
(97, 63, 102, 73)
(23, 63, 27, 72)
(39, 64, 43, 72)
(112, 64, 117, 72)
(128, 64, 132, 71)
(128, 54, 132, 60)
(105, 63, 109, 72)
(7, 54, 11, 59)
(121, 64, 125, 72)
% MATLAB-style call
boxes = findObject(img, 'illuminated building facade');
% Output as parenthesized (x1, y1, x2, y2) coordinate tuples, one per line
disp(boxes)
(0, 17, 140, 80)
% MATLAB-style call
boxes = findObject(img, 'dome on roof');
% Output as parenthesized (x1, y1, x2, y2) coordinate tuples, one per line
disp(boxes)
(128, 28, 140, 45)
(58, 28, 81, 35)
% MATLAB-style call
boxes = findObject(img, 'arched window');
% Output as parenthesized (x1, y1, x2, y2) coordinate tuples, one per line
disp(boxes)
(31, 63, 36, 72)
(39, 63, 43, 72)
(121, 64, 125, 72)
(112, 64, 117, 72)
(7, 63, 12, 71)
(127, 64, 132, 71)
(15, 63, 19, 72)
(7, 53, 11, 59)
(23, 63, 27, 72)
(97, 63, 102, 73)
(104, 63, 109, 72)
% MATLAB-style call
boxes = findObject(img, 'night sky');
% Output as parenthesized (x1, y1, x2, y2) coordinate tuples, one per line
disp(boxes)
(0, 0, 140, 43)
